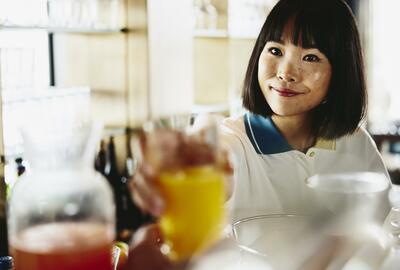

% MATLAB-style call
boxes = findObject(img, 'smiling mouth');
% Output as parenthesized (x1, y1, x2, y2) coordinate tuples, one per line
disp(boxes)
(271, 87, 302, 97)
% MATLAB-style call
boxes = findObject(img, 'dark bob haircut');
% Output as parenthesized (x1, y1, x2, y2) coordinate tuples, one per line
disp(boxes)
(242, 0, 366, 140)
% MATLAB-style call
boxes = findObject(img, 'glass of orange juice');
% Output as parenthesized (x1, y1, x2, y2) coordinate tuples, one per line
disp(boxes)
(159, 165, 226, 261)
(136, 114, 227, 261)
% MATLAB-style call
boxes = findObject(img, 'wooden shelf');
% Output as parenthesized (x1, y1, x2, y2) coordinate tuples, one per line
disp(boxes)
(0, 25, 128, 34)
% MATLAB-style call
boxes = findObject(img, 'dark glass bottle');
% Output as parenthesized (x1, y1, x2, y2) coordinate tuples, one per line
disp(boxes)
(0, 256, 14, 270)
(107, 136, 120, 185)
(94, 139, 110, 177)
(117, 156, 154, 242)
(15, 158, 26, 177)
(104, 136, 133, 241)
(0, 218, 8, 256)
(95, 135, 154, 242)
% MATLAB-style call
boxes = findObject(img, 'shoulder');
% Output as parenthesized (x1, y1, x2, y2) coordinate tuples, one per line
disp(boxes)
(219, 115, 245, 148)
(219, 114, 249, 144)
(338, 126, 378, 149)
(219, 114, 254, 161)
(335, 126, 380, 158)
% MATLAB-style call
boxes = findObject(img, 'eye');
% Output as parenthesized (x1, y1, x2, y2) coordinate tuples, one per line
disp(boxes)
(268, 47, 283, 56)
(303, 54, 320, 62)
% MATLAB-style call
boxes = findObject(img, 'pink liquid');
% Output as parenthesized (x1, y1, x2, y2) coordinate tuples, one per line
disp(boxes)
(12, 222, 113, 270)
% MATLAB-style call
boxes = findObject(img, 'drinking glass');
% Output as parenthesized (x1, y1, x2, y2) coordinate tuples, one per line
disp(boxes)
(133, 114, 226, 261)
(306, 172, 390, 224)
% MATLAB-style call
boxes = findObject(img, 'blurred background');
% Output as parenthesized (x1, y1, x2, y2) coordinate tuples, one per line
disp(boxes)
(1, 0, 400, 251)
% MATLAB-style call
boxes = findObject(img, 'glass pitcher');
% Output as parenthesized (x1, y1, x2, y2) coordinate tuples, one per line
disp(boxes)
(7, 120, 115, 270)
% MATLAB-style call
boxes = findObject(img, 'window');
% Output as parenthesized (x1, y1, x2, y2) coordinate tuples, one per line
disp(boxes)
(368, 0, 400, 134)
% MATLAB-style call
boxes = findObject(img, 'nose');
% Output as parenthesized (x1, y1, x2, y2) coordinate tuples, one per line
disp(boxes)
(277, 59, 299, 83)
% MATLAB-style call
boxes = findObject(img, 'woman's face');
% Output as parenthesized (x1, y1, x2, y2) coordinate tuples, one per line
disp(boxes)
(258, 38, 332, 117)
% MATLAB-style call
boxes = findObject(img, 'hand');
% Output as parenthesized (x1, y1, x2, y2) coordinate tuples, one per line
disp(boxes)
(129, 117, 234, 217)
(123, 224, 173, 270)
(129, 162, 165, 217)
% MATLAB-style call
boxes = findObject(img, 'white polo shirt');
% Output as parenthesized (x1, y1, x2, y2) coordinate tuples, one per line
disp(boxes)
(220, 112, 390, 223)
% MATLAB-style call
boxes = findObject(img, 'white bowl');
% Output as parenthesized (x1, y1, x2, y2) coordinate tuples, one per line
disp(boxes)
(306, 172, 390, 222)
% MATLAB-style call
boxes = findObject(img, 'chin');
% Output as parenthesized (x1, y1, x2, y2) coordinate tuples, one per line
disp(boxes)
(270, 106, 298, 117)
(269, 102, 314, 117)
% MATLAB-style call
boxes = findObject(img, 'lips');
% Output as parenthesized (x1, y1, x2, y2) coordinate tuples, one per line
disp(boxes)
(271, 87, 302, 97)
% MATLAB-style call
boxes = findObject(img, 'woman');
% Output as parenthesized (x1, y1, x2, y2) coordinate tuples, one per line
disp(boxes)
(221, 0, 390, 223)
(126, 0, 390, 268)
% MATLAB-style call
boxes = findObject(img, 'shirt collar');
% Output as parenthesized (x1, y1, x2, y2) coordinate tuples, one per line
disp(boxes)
(244, 112, 335, 154)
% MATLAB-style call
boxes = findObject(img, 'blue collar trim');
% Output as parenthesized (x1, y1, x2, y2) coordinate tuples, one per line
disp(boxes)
(244, 112, 293, 155)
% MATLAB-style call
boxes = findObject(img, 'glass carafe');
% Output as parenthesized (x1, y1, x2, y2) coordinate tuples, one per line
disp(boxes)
(7, 122, 115, 270)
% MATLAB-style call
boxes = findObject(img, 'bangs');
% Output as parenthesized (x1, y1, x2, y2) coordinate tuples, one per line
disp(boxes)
(262, 2, 334, 58)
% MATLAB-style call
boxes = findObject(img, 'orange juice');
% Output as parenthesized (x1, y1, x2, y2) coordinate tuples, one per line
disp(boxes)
(159, 166, 225, 261)
(11, 222, 113, 270)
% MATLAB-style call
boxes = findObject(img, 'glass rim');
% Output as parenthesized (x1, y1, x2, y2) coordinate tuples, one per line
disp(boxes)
(306, 172, 389, 194)
(232, 214, 309, 239)
(142, 113, 196, 133)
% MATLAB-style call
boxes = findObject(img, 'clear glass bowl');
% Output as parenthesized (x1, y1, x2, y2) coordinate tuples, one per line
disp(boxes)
(232, 213, 392, 269)
(232, 214, 309, 257)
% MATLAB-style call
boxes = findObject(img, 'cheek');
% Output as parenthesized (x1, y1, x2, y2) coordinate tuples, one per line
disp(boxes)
(313, 72, 330, 84)
(258, 58, 277, 80)
(308, 69, 331, 93)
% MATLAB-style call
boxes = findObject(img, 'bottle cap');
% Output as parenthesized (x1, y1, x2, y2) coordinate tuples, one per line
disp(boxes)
(0, 256, 14, 269)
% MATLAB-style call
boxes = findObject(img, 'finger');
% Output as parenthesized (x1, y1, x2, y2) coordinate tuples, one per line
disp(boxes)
(222, 149, 234, 174)
(130, 183, 150, 215)
(140, 163, 158, 180)
(130, 172, 164, 217)
(215, 148, 233, 175)
(131, 187, 164, 217)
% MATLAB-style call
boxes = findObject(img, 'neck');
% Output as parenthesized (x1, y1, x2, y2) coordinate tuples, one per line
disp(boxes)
(271, 114, 315, 152)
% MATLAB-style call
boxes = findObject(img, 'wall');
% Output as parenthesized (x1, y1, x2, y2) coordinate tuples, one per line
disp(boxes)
(193, 37, 255, 108)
